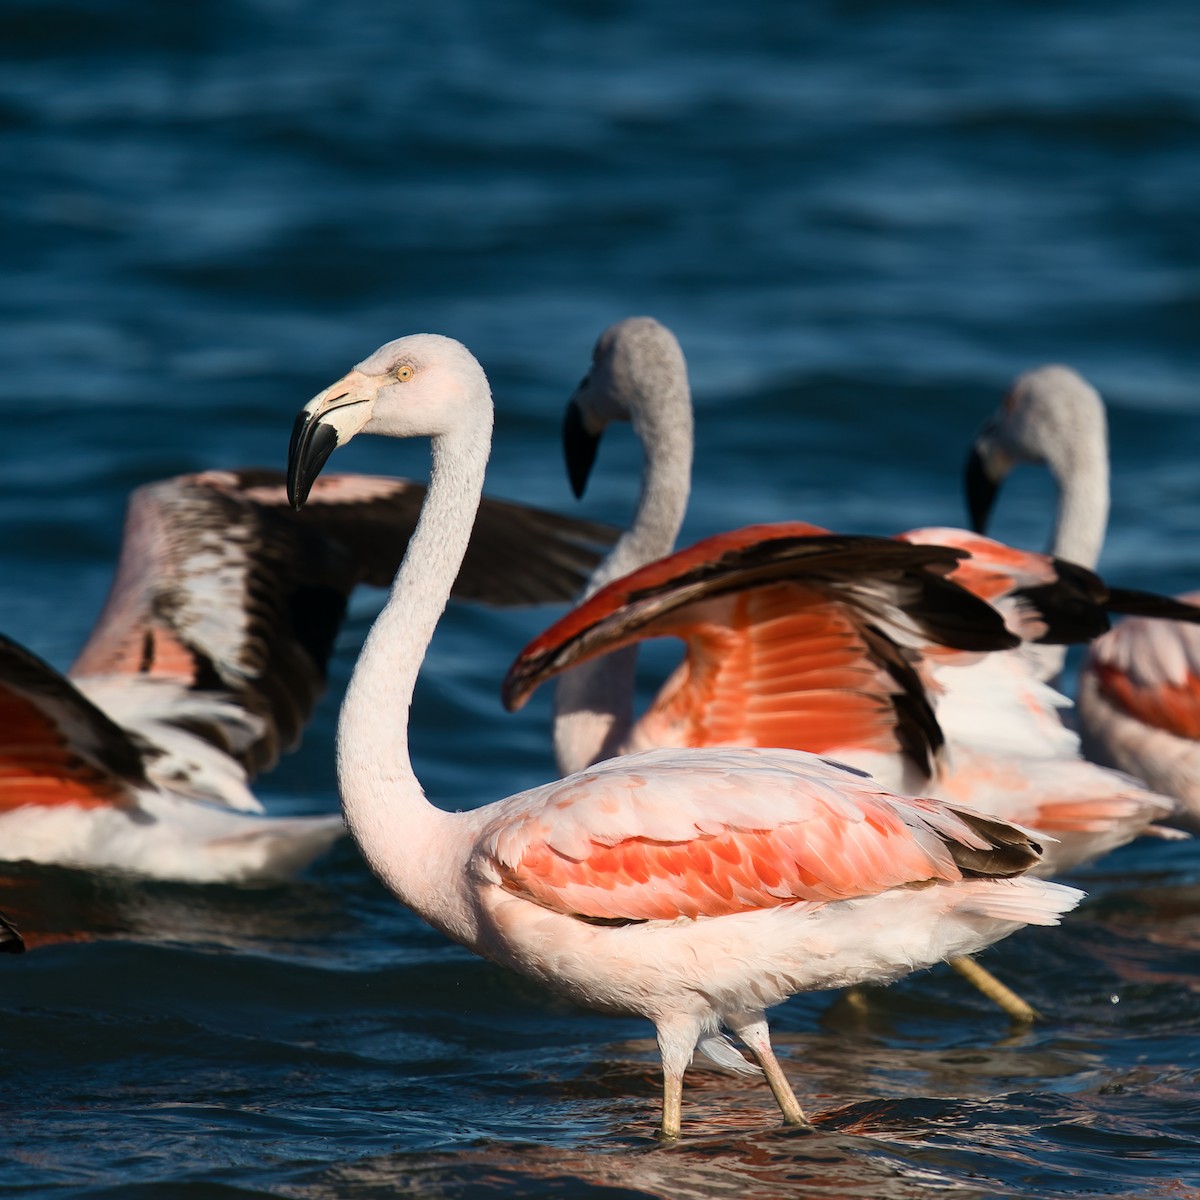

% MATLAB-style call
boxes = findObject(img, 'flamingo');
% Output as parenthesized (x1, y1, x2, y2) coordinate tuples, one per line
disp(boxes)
(285, 331, 1081, 1138)
(502, 329, 1186, 1020)
(0, 468, 614, 883)
(965, 365, 1200, 826)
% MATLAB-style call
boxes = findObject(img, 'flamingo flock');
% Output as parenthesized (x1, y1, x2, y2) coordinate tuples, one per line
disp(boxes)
(5, 321, 1198, 1140)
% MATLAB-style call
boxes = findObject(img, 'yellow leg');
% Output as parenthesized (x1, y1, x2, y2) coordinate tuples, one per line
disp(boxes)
(748, 1043, 811, 1127)
(731, 1016, 813, 1129)
(658, 1069, 683, 1141)
(948, 955, 1039, 1023)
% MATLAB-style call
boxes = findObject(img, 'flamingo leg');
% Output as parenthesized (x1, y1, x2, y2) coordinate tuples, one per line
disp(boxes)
(659, 1068, 684, 1140)
(948, 955, 1040, 1023)
(727, 1015, 812, 1128)
(656, 1020, 697, 1140)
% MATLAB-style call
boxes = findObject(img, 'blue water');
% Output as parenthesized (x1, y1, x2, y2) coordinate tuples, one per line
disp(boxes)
(4, 1, 1200, 1195)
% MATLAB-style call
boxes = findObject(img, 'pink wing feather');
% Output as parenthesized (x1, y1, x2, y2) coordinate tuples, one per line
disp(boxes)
(481, 748, 1034, 922)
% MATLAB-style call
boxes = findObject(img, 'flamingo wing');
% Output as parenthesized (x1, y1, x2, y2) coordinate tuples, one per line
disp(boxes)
(504, 525, 1017, 775)
(69, 470, 618, 777)
(898, 528, 1113, 644)
(0, 635, 147, 812)
(480, 748, 1042, 922)
(223, 470, 619, 606)
(903, 528, 1200, 645)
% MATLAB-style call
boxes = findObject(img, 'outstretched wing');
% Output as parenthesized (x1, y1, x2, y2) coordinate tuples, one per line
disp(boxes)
(479, 747, 1042, 923)
(504, 524, 1017, 777)
(69, 470, 617, 777)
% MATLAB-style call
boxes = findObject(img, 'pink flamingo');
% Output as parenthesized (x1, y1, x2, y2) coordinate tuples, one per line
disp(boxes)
(0, 468, 613, 882)
(285, 331, 1081, 1138)
(966, 366, 1200, 826)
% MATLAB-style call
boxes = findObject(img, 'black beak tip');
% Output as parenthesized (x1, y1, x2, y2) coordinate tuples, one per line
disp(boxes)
(964, 445, 999, 535)
(563, 401, 601, 500)
(287, 411, 338, 510)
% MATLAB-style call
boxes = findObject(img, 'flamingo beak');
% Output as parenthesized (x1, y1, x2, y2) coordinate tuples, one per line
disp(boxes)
(964, 424, 1013, 534)
(964, 444, 999, 533)
(287, 371, 375, 509)
(563, 388, 601, 499)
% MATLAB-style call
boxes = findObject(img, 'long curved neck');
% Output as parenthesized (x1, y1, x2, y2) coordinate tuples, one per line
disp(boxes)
(552, 404, 693, 774)
(336, 416, 491, 940)
(1049, 445, 1109, 570)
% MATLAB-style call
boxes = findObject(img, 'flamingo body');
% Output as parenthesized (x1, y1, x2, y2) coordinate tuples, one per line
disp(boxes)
(1078, 595, 1200, 825)
(287, 331, 1082, 1136)
(470, 752, 1079, 1049)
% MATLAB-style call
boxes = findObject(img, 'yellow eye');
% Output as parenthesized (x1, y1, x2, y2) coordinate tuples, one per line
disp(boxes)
(395, 364, 414, 382)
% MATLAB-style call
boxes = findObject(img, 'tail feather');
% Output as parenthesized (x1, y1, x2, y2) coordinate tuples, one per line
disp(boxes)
(961, 879, 1084, 927)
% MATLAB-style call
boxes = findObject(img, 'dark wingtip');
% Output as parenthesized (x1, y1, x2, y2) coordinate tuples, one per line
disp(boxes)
(563, 398, 601, 500)
(1016, 557, 1112, 645)
(948, 810, 1043, 878)
(1104, 587, 1200, 624)
(287, 411, 338, 510)
(965, 444, 999, 534)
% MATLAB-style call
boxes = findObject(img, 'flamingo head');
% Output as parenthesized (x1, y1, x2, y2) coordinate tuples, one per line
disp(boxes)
(965, 364, 1106, 534)
(562, 316, 689, 499)
(288, 333, 490, 509)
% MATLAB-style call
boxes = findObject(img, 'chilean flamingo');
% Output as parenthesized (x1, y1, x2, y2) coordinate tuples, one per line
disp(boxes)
(503, 327, 1186, 1019)
(285, 331, 1082, 1138)
(965, 365, 1200, 826)
(0, 468, 614, 883)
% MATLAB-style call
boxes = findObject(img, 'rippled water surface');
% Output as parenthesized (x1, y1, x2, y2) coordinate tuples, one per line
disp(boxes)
(4, 1, 1200, 1196)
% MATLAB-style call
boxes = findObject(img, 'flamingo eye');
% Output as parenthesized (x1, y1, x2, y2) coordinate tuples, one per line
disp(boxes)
(395, 364, 414, 382)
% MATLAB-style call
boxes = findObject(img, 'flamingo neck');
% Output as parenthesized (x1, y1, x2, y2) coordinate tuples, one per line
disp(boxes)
(553, 393, 694, 774)
(335, 414, 492, 939)
(1049, 446, 1109, 570)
